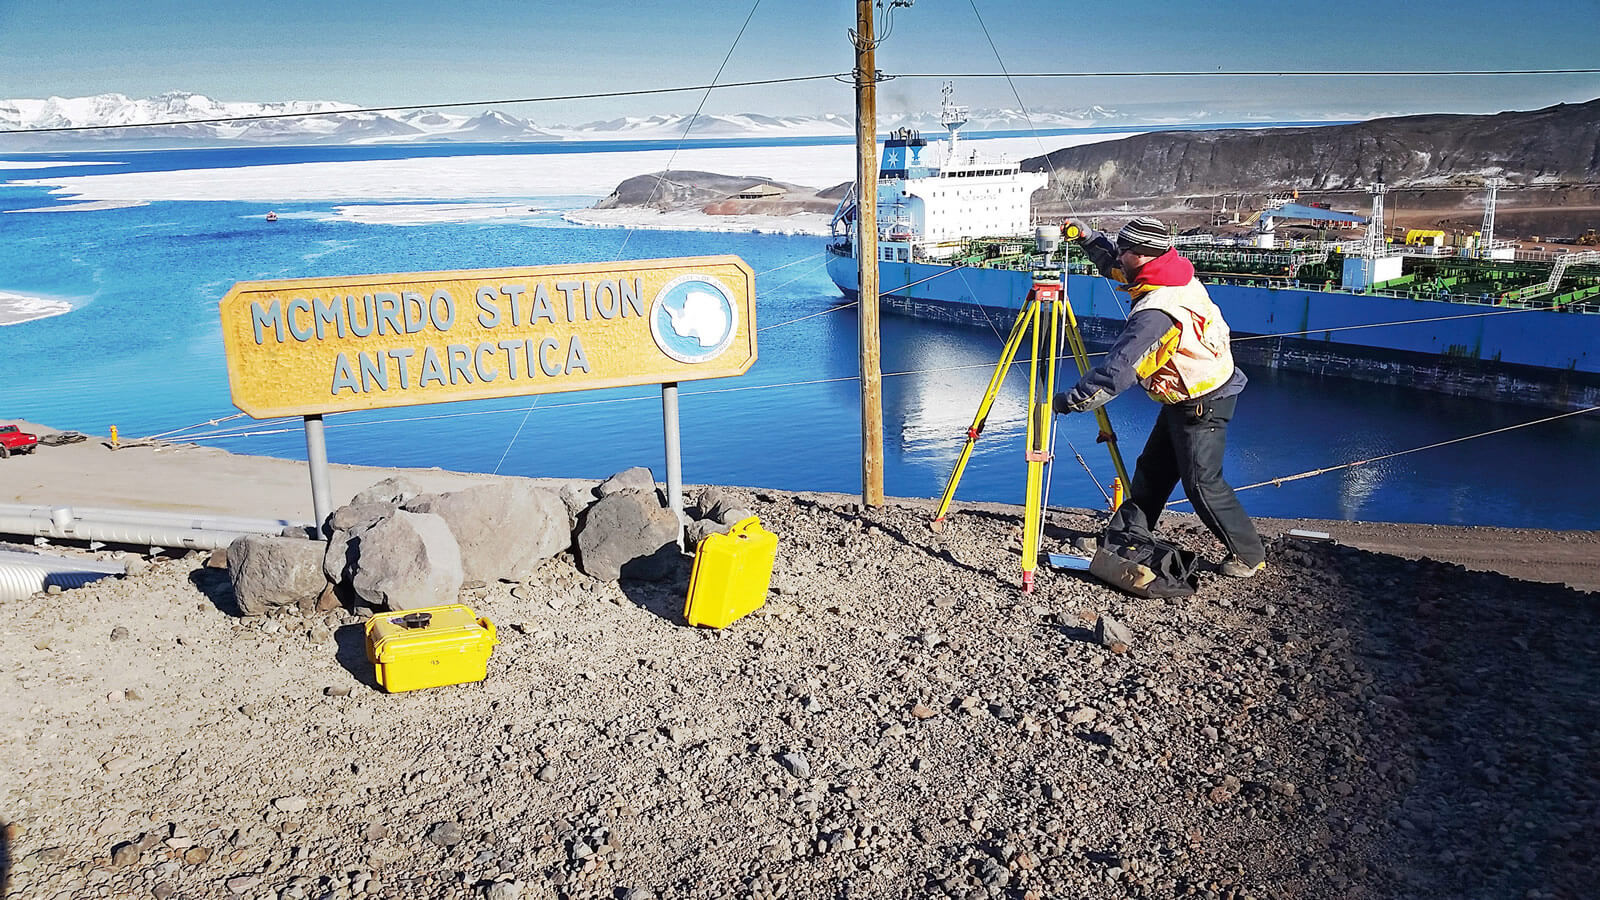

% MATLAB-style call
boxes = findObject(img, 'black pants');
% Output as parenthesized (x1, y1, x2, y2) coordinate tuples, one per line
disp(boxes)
(1123, 393, 1265, 566)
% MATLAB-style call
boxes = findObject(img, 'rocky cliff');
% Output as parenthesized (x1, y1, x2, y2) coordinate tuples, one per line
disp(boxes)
(1025, 98, 1600, 200)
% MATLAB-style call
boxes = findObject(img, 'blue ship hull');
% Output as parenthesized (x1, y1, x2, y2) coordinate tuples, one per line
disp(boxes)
(826, 247, 1600, 410)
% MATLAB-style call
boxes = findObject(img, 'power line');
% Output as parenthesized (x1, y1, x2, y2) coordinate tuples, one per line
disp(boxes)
(891, 67, 1600, 78)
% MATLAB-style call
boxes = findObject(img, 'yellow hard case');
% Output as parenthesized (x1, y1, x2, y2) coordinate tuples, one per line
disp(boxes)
(684, 516, 778, 628)
(363, 603, 498, 693)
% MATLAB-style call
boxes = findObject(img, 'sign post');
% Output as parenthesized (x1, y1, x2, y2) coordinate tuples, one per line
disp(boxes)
(220, 256, 757, 533)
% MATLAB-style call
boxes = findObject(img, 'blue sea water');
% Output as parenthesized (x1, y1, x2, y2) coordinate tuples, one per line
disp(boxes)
(2, 142, 1597, 531)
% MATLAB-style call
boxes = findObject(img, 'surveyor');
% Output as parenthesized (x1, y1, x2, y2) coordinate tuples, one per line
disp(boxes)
(1055, 216, 1266, 577)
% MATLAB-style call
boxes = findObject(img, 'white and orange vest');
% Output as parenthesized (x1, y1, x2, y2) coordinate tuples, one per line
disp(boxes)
(1125, 279, 1235, 404)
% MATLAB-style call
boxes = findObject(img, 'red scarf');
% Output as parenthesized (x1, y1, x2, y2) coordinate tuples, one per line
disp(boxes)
(1128, 248, 1194, 287)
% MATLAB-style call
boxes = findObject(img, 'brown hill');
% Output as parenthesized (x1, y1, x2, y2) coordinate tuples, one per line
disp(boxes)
(1024, 100, 1600, 239)
(595, 170, 835, 216)
(1025, 98, 1600, 199)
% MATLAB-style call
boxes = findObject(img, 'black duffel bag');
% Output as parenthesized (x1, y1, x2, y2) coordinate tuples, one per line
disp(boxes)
(1087, 503, 1200, 599)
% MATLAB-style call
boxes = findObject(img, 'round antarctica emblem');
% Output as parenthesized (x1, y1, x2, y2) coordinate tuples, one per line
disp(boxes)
(649, 274, 738, 364)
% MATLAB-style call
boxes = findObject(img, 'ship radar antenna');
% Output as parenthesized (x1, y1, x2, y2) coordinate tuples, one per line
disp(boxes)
(940, 81, 968, 161)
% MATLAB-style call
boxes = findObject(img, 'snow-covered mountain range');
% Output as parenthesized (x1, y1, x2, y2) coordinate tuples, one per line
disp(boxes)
(0, 91, 1142, 149)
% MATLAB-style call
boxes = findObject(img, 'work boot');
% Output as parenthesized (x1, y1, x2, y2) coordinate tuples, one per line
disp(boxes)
(1219, 555, 1266, 578)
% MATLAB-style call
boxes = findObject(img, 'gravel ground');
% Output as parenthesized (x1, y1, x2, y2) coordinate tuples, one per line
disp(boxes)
(2, 487, 1596, 900)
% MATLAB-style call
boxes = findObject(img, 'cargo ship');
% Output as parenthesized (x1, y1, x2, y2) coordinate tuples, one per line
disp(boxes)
(826, 87, 1600, 411)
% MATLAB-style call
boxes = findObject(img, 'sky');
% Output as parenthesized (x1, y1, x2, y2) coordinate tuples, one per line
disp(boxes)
(2, 0, 1597, 125)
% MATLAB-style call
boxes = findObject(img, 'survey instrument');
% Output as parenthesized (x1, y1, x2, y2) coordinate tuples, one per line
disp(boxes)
(930, 274, 1130, 592)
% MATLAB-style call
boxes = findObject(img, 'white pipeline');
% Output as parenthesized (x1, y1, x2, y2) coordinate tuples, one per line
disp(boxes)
(0, 503, 309, 552)
(0, 549, 126, 603)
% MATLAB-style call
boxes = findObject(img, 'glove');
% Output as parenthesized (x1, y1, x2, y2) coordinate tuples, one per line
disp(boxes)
(1061, 219, 1089, 243)
(1054, 383, 1110, 414)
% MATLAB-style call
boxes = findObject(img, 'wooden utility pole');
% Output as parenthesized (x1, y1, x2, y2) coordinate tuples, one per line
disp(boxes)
(855, 0, 885, 507)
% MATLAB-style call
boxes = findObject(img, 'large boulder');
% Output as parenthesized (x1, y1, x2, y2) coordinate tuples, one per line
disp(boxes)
(349, 511, 464, 610)
(559, 482, 599, 531)
(349, 475, 425, 508)
(575, 490, 681, 582)
(323, 503, 400, 585)
(596, 466, 656, 498)
(404, 481, 569, 583)
(695, 486, 753, 526)
(228, 535, 329, 616)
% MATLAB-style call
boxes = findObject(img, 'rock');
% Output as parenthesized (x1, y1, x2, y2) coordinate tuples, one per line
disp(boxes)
(777, 751, 811, 779)
(486, 882, 523, 900)
(1095, 614, 1134, 650)
(228, 534, 329, 616)
(349, 475, 425, 508)
(694, 486, 751, 525)
(363, 823, 390, 841)
(103, 754, 146, 775)
(426, 821, 462, 847)
(110, 841, 141, 867)
(273, 796, 309, 813)
(574, 490, 680, 582)
(1209, 775, 1242, 804)
(122, 556, 149, 576)
(109, 625, 129, 641)
(685, 518, 730, 545)
(225, 875, 260, 894)
(559, 482, 598, 529)
(403, 481, 569, 582)
(596, 466, 656, 498)
(205, 547, 230, 569)
(183, 846, 212, 864)
(329, 501, 397, 535)
(348, 511, 464, 610)
(315, 584, 342, 612)
(323, 503, 399, 585)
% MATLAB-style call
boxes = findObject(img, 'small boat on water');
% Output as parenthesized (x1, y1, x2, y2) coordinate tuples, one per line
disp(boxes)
(827, 86, 1600, 410)
(265, 211, 278, 222)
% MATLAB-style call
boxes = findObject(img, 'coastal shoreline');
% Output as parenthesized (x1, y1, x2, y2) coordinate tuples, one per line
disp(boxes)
(5, 421, 1596, 592)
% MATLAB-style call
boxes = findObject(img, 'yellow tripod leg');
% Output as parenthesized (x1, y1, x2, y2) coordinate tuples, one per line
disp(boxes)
(1060, 290, 1132, 490)
(931, 299, 1037, 531)
(1019, 294, 1062, 593)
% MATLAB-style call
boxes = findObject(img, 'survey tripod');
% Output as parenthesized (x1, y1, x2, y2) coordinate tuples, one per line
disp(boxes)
(931, 270, 1132, 593)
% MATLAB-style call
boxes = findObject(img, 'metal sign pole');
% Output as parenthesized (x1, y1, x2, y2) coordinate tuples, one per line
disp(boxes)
(303, 414, 332, 533)
(662, 382, 685, 549)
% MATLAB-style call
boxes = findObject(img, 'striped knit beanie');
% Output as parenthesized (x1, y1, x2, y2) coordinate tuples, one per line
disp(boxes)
(1117, 217, 1172, 255)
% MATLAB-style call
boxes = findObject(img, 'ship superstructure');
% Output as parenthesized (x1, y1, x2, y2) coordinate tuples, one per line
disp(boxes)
(826, 89, 1600, 410)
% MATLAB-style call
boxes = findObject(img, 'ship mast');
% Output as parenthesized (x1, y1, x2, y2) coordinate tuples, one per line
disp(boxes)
(1364, 181, 1388, 260)
(1480, 176, 1504, 259)
(939, 81, 967, 164)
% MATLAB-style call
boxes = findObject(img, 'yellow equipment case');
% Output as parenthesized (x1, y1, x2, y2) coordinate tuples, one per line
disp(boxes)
(684, 516, 778, 628)
(364, 604, 498, 693)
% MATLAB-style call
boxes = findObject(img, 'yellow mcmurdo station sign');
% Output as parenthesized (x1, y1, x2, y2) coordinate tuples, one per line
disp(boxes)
(219, 256, 756, 418)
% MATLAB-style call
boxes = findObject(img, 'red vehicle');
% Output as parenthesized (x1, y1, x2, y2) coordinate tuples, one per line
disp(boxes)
(0, 424, 38, 458)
